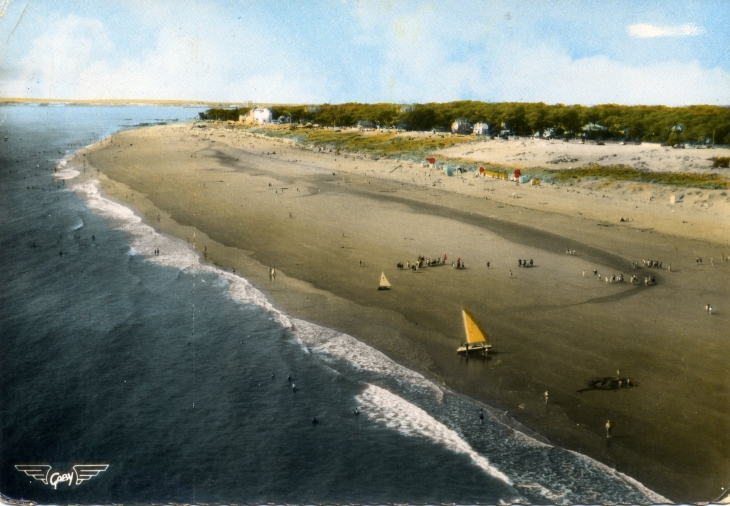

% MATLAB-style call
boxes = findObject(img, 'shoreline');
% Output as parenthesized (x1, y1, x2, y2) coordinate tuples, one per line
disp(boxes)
(68, 123, 729, 502)
(61, 170, 671, 505)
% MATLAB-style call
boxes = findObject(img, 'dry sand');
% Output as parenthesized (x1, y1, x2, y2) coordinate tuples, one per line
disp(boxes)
(69, 123, 729, 502)
(443, 135, 728, 174)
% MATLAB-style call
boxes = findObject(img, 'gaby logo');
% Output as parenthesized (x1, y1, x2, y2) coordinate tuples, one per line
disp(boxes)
(15, 464, 109, 489)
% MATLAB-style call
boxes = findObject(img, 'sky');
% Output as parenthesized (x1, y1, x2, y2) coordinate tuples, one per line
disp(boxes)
(0, 0, 728, 106)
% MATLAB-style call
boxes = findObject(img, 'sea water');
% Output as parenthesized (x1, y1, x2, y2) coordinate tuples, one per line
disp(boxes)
(0, 105, 669, 504)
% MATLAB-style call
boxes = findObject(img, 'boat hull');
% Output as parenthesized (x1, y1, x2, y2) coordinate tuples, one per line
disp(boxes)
(457, 342, 491, 354)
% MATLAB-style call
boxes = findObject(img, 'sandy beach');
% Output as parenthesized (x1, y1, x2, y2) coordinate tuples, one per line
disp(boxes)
(442, 135, 729, 174)
(69, 123, 729, 502)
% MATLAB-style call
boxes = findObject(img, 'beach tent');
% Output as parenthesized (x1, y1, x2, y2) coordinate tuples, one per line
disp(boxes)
(479, 167, 485, 174)
(444, 165, 454, 176)
(671, 194, 684, 204)
(514, 169, 521, 179)
(519, 175, 529, 184)
(426, 157, 436, 165)
(531, 178, 540, 186)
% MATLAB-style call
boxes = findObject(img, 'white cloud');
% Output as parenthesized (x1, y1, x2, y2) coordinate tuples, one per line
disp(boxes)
(6, 15, 114, 98)
(628, 23, 705, 38)
(483, 44, 730, 106)
(1, 12, 330, 103)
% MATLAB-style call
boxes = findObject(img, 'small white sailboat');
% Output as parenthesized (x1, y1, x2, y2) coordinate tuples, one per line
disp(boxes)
(378, 272, 391, 290)
(457, 307, 492, 355)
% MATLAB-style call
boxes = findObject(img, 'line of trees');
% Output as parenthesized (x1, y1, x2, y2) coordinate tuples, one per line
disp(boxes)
(198, 107, 251, 121)
(202, 101, 730, 144)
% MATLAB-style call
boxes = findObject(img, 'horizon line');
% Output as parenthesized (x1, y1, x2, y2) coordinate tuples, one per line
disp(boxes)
(0, 97, 727, 108)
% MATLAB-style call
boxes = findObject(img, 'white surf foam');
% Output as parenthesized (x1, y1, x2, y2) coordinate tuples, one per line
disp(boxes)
(515, 482, 567, 501)
(357, 383, 513, 486)
(54, 157, 79, 180)
(567, 450, 671, 504)
(290, 318, 441, 396)
(54, 152, 81, 179)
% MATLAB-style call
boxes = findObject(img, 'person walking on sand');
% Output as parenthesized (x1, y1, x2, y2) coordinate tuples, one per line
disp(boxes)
(582, 270, 585, 277)
(487, 261, 490, 269)
(509, 269, 513, 277)
(272, 267, 276, 280)
(543, 391, 549, 404)
(606, 420, 614, 438)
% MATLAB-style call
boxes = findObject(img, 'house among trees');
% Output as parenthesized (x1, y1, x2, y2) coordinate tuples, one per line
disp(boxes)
(307, 105, 321, 113)
(473, 122, 494, 136)
(451, 118, 473, 135)
(399, 103, 416, 113)
(535, 126, 559, 139)
(356, 120, 377, 130)
(243, 107, 276, 124)
(500, 121, 514, 137)
(582, 122, 608, 133)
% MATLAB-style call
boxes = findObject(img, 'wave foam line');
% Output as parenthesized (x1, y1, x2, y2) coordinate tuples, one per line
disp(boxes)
(567, 450, 671, 504)
(357, 384, 513, 486)
(290, 318, 441, 396)
(515, 482, 567, 501)
(55, 159, 80, 180)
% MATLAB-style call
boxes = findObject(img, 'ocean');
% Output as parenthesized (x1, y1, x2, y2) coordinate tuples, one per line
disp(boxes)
(0, 105, 668, 504)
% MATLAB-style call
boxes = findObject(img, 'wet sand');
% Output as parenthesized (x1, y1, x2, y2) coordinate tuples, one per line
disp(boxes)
(71, 123, 729, 502)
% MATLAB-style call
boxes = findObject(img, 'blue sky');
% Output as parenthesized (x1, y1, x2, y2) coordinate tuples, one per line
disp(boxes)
(1, 0, 728, 105)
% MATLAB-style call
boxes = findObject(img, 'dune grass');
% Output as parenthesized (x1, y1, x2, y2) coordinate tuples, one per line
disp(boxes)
(530, 164, 730, 189)
(248, 126, 476, 157)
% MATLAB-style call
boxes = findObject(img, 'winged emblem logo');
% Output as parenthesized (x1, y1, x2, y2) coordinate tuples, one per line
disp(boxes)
(15, 464, 109, 489)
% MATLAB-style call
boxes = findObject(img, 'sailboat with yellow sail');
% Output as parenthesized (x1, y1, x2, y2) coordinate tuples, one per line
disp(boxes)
(378, 272, 391, 290)
(457, 307, 492, 355)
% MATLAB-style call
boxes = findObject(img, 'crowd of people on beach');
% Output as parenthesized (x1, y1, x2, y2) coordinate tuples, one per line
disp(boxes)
(640, 259, 664, 269)
(396, 254, 449, 272)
